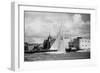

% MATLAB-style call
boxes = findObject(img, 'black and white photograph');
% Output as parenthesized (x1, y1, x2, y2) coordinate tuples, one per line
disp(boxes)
(24, 11, 90, 62)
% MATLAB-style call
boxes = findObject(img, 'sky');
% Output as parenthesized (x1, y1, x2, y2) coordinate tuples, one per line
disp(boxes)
(24, 11, 90, 43)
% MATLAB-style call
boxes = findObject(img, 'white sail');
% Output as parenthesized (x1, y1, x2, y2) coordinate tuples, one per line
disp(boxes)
(50, 33, 61, 50)
(50, 24, 66, 53)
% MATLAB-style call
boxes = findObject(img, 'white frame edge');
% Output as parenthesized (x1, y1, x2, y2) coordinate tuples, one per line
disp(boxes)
(11, 2, 19, 71)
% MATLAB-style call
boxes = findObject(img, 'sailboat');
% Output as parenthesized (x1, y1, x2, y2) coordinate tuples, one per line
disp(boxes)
(48, 24, 66, 54)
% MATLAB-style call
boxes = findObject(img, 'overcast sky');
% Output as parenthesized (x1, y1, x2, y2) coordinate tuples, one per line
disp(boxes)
(24, 11, 90, 42)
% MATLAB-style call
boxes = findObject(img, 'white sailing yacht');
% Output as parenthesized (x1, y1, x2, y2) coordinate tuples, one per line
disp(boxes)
(48, 24, 66, 54)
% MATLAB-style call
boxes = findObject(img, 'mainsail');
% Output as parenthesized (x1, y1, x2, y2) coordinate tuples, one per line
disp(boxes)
(50, 24, 65, 53)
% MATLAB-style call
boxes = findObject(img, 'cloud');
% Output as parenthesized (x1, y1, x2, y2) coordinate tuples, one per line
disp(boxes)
(24, 11, 90, 42)
(25, 12, 73, 37)
(71, 14, 90, 36)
